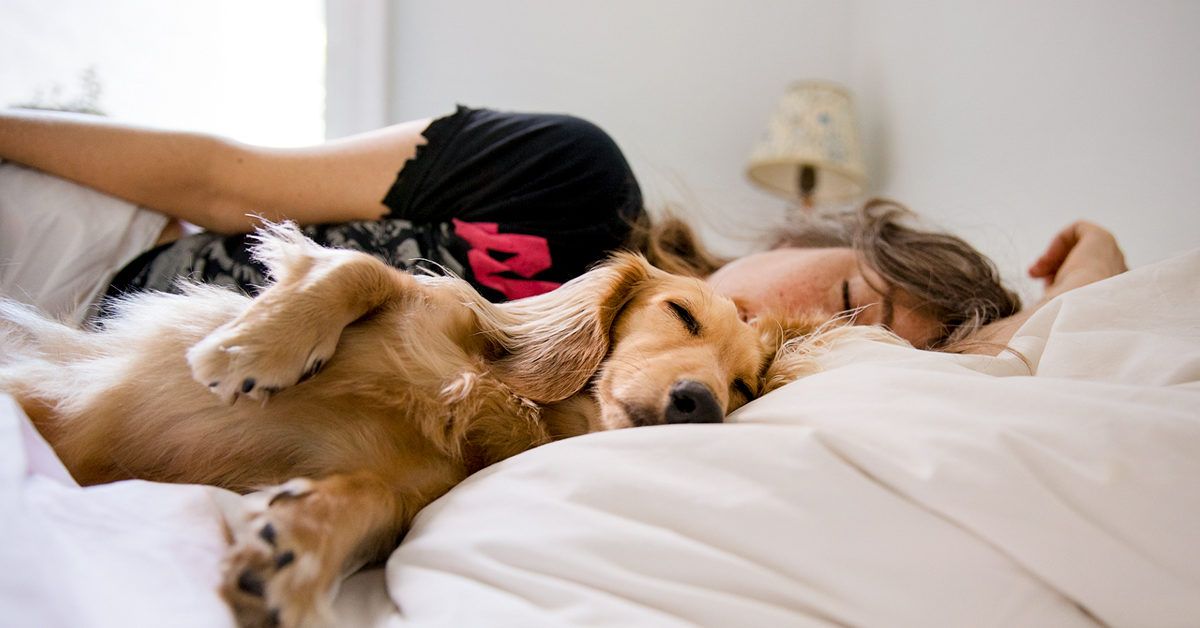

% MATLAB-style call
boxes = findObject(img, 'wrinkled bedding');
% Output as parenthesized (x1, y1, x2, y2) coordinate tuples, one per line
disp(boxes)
(3, 251, 1198, 628)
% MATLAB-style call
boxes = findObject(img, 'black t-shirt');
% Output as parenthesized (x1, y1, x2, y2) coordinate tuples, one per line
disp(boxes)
(102, 106, 645, 308)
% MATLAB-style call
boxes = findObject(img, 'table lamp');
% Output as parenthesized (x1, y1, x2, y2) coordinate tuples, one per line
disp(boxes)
(746, 81, 867, 210)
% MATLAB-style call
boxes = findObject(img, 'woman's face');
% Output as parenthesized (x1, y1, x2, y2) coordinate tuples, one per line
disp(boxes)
(706, 247, 941, 347)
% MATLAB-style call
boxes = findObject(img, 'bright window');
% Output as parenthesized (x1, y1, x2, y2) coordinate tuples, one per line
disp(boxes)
(0, 0, 325, 146)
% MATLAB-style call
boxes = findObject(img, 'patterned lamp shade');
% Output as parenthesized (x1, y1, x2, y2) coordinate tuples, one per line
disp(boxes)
(746, 81, 867, 204)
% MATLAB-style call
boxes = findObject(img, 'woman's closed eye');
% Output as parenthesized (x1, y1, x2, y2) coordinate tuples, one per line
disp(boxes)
(839, 278, 873, 323)
(839, 277, 890, 327)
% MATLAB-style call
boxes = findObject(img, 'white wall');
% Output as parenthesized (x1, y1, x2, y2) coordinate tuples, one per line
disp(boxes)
(326, 0, 390, 138)
(384, 0, 852, 256)
(849, 0, 1200, 293)
(372, 0, 1199, 287)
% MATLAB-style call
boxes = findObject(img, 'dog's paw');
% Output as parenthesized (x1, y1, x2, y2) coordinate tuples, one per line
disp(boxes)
(222, 480, 336, 628)
(188, 318, 337, 405)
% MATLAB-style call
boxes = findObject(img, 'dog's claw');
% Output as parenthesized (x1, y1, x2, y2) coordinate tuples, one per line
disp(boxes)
(274, 551, 295, 569)
(237, 570, 265, 597)
(298, 358, 325, 383)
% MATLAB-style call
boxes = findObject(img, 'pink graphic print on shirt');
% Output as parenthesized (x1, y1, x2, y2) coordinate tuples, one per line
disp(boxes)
(452, 219, 561, 300)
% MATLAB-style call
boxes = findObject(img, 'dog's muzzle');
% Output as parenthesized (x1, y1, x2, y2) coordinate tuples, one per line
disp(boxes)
(664, 380, 723, 424)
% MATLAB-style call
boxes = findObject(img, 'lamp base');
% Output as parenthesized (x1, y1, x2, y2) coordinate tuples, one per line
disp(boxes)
(798, 164, 817, 211)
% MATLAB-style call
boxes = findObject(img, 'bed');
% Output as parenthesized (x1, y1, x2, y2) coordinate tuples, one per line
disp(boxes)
(2, 249, 1198, 627)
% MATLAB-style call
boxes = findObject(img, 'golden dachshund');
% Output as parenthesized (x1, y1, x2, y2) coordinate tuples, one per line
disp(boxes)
(0, 223, 876, 627)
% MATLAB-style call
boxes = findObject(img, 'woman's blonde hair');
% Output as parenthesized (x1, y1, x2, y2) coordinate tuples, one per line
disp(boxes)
(629, 198, 1022, 350)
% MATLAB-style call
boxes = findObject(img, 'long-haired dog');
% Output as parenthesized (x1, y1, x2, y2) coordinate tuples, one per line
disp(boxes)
(0, 224, 886, 627)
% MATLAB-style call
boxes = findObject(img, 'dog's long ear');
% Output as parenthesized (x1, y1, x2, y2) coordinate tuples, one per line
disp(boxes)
(471, 252, 654, 403)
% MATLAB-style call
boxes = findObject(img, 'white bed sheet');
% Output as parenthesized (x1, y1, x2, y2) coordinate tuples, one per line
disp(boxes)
(3, 251, 1198, 628)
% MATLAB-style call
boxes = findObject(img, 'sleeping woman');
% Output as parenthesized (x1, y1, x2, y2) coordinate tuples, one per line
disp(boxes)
(0, 105, 1126, 352)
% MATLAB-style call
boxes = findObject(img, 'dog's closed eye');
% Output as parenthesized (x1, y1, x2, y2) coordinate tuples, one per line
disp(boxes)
(732, 378, 755, 404)
(665, 300, 701, 336)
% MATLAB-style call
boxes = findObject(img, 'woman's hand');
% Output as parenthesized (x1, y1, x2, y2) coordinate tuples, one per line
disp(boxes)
(1027, 220, 1127, 300)
(961, 220, 1127, 354)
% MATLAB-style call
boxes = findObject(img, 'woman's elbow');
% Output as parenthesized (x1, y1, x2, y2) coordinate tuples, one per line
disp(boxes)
(193, 138, 262, 234)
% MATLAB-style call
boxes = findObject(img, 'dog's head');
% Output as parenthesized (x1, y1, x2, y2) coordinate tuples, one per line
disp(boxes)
(484, 253, 770, 430)
(591, 263, 766, 428)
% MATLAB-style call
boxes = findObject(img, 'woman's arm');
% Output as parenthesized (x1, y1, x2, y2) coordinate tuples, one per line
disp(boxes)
(966, 221, 1128, 351)
(0, 109, 432, 233)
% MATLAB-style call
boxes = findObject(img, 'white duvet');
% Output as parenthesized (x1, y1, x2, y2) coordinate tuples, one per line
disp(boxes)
(3, 252, 1198, 628)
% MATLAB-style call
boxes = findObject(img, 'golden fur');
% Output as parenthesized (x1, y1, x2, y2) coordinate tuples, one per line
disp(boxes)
(1, 224, 903, 627)
(0, 223, 847, 627)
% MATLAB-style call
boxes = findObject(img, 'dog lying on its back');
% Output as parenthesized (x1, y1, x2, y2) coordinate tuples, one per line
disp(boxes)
(0, 223, 878, 627)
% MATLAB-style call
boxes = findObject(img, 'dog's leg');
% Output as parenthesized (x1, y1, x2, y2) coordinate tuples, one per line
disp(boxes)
(221, 471, 414, 628)
(188, 228, 420, 404)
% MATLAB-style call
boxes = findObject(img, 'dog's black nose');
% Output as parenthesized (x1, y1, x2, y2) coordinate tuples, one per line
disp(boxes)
(664, 380, 723, 424)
